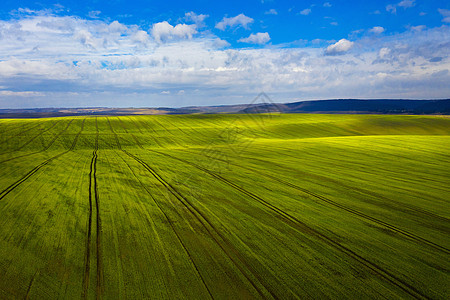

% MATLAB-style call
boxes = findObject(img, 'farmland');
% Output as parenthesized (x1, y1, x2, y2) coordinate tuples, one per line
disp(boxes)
(0, 113, 449, 299)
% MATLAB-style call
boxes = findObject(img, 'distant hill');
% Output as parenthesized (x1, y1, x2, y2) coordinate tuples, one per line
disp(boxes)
(0, 99, 449, 118)
(241, 99, 450, 114)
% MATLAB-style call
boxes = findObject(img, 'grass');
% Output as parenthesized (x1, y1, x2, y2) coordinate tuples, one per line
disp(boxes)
(0, 113, 449, 299)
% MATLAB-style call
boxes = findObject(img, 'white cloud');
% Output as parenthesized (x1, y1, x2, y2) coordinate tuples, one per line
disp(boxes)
(87, 11, 101, 19)
(184, 12, 208, 26)
(330, 22, 338, 26)
(238, 32, 271, 44)
(410, 25, 426, 32)
(265, 9, 278, 15)
(73, 29, 97, 49)
(378, 47, 391, 59)
(386, 5, 397, 14)
(369, 26, 385, 34)
(215, 14, 253, 30)
(131, 30, 150, 45)
(325, 39, 354, 55)
(398, 0, 415, 8)
(387, 0, 415, 14)
(0, 11, 449, 108)
(151, 21, 197, 43)
(0, 90, 44, 97)
(300, 9, 312, 16)
(212, 38, 230, 48)
(323, 2, 332, 8)
(438, 9, 450, 23)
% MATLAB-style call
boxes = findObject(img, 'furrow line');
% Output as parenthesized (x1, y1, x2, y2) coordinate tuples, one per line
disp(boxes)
(83, 118, 102, 299)
(0, 118, 85, 201)
(122, 150, 279, 299)
(0, 119, 75, 165)
(106, 117, 121, 150)
(94, 119, 103, 299)
(82, 146, 94, 299)
(115, 151, 214, 299)
(24, 270, 38, 300)
(2, 120, 61, 155)
(0, 122, 43, 153)
(247, 147, 449, 221)
(175, 148, 450, 250)
(147, 149, 430, 300)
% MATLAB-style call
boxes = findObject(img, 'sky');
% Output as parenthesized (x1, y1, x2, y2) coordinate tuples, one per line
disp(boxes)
(0, 0, 449, 108)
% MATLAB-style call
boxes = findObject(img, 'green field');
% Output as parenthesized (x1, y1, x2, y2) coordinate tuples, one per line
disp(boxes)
(0, 114, 449, 299)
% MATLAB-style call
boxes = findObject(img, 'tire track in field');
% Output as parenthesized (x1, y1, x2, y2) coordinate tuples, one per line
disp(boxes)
(144, 149, 431, 299)
(254, 146, 450, 218)
(158, 149, 450, 254)
(0, 119, 85, 202)
(133, 117, 164, 147)
(0, 119, 75, 165)
(115, 116, 145, 148)
(24, 270, 39, 299)
(124, 116, 144, 134)
(233, 150, 450, 224)
(110, 117, 217, 297)
(0, 121, 42, 149)
(115, 151, 214, 299)
(1, 120, 61, 155)
(83, 118, 103, 299)
(122, 150, 281, 299)
(106, 117, 121, 150)
(110, 118, 289, 298)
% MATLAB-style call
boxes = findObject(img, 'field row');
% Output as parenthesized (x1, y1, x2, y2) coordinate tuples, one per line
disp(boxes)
(0, 114, 449, 298)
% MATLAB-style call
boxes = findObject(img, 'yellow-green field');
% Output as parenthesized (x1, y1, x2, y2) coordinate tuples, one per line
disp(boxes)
(0, 114, 449, 299)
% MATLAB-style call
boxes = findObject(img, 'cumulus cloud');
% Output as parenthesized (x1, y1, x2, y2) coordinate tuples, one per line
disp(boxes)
(386, 5, 397, 14)
(439, 9, 450, 23)
(398, 0, 415, 8)
(0, 11, 449, 108)
(131, 30, 150, 45)
(323, 2, 332, 8)
(300, 9, 312, 16)
(215, 14, 253, 30)
(238, 32, 271, 44)
(265, 9, 278, 15)
(387, 0, 415, 14)
(325, 39, 354, 55)
(212, 38, 231, 48)
(369, 26, 385, 34)
(151, 21, 197, 43)
(184, 11, 208, 26)
(87, 11, 101, 19)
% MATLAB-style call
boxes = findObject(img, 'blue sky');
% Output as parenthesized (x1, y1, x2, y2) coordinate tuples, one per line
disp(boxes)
(0, 0, 449, 108)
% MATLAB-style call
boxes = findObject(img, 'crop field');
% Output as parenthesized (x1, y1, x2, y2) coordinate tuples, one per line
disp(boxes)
(0, 113, 449, 299)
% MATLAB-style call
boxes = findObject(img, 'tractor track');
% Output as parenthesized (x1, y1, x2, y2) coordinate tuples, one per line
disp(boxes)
(0, 121, 43, 151)
(83, 118, 102, 299)
(115, 151, 214, 299)
(121, 150, 279, 299)
(247, 147, 450, 221)
(0, 119, 85, 202)
(115, 116, 144, 149)
(24, 270, 39, 300)
(1, 120, 61, 155)
(144, 149, 432, 299)
(0, 119, 75, 165)
(232, 151, 450, 224)
(154, 149, 450, 255)
(113, 119, 282, 298)
(106, 117, 121, 150)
